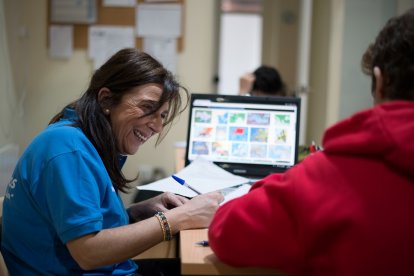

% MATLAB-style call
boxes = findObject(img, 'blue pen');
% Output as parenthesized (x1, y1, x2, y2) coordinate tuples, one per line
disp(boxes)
(171, 175, 202, 195)
(195, 240, 209, 246)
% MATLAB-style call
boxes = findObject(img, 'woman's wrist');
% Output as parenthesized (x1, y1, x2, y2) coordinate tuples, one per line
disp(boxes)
(154, 212, 172, 241)
(126, 207, 137, 224)
(164, 207, 191, 234)
(127, 201, 154, 223)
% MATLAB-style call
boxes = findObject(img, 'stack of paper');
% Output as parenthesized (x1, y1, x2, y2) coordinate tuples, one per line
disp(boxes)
(137, 158, 252, 201)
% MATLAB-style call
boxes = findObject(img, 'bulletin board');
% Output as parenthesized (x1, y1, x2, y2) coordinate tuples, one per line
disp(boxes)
(47, 0, 185, 52)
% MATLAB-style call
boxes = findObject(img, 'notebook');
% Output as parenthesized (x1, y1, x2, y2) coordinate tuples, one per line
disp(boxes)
(184, 93, 301, 180)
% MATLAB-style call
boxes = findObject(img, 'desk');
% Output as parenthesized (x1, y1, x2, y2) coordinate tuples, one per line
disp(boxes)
(133, 237, 177, 259)
(180, 229, 282, 275)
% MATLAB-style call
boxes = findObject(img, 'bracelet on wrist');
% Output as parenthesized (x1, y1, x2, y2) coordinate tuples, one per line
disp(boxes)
(154, 211, 172, 241)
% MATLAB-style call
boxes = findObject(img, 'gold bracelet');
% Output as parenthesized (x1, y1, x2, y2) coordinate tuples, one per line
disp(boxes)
(155, 213, 166, 240)
(154, 212, 172, 241)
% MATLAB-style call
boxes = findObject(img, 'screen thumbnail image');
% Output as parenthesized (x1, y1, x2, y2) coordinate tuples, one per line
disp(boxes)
(274, 114, 291, 126)
(214, 110, 229, 124)
(268, 144, 292, 161)
(191, 141, 210, 155)
(194, 110, 212, 123)
(250, 144, 267, 158)
(215, 126, 228, 141)
(231, 143, 248, 158)
(212, 142, 230, 157)
(193, 126, 214, 139)
(229, 112, 246, 124)
(247, 112, 270, 125)
(229, 126, 248, 141)
(250, 127, 268, 143)
(274, 128, 288, 143)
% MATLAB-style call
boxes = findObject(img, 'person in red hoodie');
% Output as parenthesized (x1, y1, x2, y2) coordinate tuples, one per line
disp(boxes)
(208, 8, 414, 276)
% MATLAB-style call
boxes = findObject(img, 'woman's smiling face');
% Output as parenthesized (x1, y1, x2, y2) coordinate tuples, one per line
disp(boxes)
(106, 83, 169, 155)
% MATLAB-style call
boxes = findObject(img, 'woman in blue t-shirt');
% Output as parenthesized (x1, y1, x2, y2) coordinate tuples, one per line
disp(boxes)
(1, 48, 223, 275)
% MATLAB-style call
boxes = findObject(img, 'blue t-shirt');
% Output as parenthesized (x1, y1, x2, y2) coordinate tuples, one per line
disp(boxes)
(1, 108, 137, 275)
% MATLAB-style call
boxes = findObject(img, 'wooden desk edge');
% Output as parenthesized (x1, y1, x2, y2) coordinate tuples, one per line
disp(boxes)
(180, 229, 282, 275)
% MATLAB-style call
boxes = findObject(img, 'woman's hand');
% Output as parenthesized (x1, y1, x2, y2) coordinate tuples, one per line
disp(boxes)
(165, 191, 224, 232)
(127, 192, 189, 222)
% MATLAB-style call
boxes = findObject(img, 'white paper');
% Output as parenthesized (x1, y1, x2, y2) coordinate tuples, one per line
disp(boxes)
(136, 3, 182, 38)
(103, 0, 135, 7)
(50, 0, 97, 24)
(143, 37, 177, 74)
(88, 26, 135, 69)
(138, 158, 249, 197)
(49, 25, 73, 59)
(220, 184, 251, 205)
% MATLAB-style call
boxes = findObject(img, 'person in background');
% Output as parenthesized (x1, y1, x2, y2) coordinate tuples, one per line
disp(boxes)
(239, 65, 287, 97)
(1, 48, 224, 275)
(209, 8, 414, 275)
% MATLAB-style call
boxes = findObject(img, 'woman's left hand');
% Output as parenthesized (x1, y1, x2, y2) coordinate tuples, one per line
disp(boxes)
(127, 192, 189, 222)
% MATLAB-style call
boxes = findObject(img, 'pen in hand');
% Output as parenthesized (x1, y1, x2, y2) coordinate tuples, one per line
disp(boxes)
(171, 175, 202, 195)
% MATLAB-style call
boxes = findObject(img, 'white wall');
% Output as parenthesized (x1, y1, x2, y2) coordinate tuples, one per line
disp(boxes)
(217, 13, 262, 94)
(307, 0, 338, 145)
(339, 0, 396, 120)
(0, 0, 19, 146)
(262, 0, 299, 93)
(4, 0, 92, 149)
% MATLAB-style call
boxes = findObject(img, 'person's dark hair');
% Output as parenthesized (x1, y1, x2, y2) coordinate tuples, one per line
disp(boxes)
(49, 48, 189, 192)
(252, 65, 286, 96)
(361, 8, 414, 100)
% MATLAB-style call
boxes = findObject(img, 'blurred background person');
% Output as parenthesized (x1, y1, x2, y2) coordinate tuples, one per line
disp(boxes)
(239, 65, 287, 97)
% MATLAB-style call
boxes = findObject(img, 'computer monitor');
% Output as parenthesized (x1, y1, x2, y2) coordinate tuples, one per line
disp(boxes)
(185, 93, 301, 179)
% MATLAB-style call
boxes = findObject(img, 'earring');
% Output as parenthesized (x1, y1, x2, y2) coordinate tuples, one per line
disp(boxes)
(104, 109, 110, 115)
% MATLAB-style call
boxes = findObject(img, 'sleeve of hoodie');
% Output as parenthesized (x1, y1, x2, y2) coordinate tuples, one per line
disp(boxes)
(208, 170, 304, 274)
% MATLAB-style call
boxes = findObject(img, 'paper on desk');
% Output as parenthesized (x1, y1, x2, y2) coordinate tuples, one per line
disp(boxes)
(220, 184, 252, 205)
(137, 158, 249, 197)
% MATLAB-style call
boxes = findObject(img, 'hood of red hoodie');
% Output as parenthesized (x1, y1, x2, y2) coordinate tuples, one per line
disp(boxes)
(322, 101, 414, 177)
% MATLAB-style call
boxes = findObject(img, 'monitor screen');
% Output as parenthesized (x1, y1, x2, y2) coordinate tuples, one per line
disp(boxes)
(185, 93, 301, 178)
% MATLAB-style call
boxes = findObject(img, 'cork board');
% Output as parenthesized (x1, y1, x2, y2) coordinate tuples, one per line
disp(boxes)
(48, 0, 185, 51)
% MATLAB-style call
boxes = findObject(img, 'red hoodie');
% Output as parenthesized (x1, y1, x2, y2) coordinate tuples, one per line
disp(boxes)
(208, 101, 414, 276)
